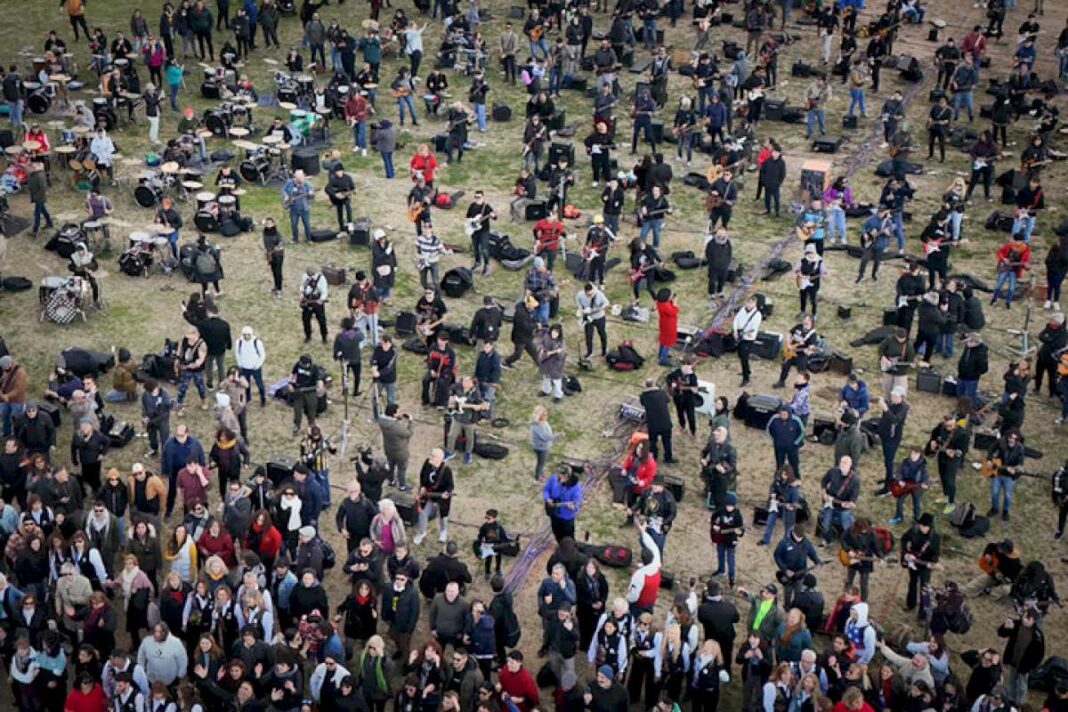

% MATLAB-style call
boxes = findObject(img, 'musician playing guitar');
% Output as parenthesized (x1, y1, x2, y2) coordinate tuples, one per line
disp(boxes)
(299, 268, 329, 344)
(445, 375, 489, 466)
(583, 121, 616, 186)
(665, 358, 700, 437)
(1011, 176, 1044, 242)
(710, 493, 744, 587)
(900, 514, 942, 613)
(839, 518, 885, 601)
(926, 414, 969, 514)
(818, 456, 859, 548)
(533, 208, 567, 273)
(325, 163, 355, 230)
(414, 448, 455, 545)
(774, 314, 819, 388)
(964, 538, 1021, 599)
(421, 330, 456, 408)
(772, 525, 822, 607)
(407, 175, 435, 235)
(465, 191, 497, 276)
(415, 288, 448, 346)
(992, 232, 1031, 309)
(888, 447, 929, 525)
(700, 426, 736, 511)
(985, 429, 1025, 521)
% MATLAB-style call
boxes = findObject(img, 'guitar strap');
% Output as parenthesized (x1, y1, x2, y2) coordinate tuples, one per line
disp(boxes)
(834, 471, 854, 501)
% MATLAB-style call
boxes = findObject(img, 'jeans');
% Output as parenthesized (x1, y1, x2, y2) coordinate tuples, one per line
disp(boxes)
(381, 381, 397, 406)
(176, 370, 207, 405)
(774, 446, 800, 477)
(240, 367, 266, 405)
(952, 90, 974, 121)
(289, 206, 312, 242)
(956, 378, 979, 404)
(397, 95, 417, 126)
(894, 488, 922, 520)
(992, 270, 1017, 306)
(847, 88, 866, 116)
(1012, 214, 1035, 242)
(474, 102, 486, 131)
(534, 301, 550, 325)
(7, 99, 23, 130)
(819, 508, 854, 543)
(382, 151, 394, 178)
(990, 475, 1016, 513)
(1060, 50, 1068, 78)
(32, 202, 53, 233)
(309, 42, 325, 67)
(168, 84, 180, 111)
(330, 46, 341, 71)
(715, 542, 736, 581)
(529, 37, 548, 59)
(658, 345, 670, 365)
(806, 108, 825, 136)
(760, 508, 795, 544)
(640, 218, 663, 248)
(948, 211, 962, 240)
(416, 501, 448, 541)
(104, 388, 136, 403)
(0, 402, 25, 437)
(827, 206, 847, 243)
(892, 212, 905, 251)
(352, 120, 367, 149)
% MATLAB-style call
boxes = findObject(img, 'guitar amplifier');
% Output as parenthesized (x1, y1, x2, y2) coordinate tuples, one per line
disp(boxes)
(525, 200, 548, 220)
(883, 308, 899, 326)
(916, 368, 943, 394)
(764, 98, 786, 121)
(661, 473, 685, 502)
(393, 493, 419, 526)
(549, 142, 575, 166)
(723, 40, 742, 60)
(752, 331, 783, 360)
(744, 394, 782, 430)
(973, 429, 998, 452)
(565, 76, 588, 91)
(941, 375, 958, 396)
(491, 103, 512, 121)
(394, 310, 418, 337)
(548, 109, 566, 132)
(322, 264, 347, 285)
(979, 103, 994, 120)
(791, 61, 813, 78)
(842, 114, 858, 130)
(650, 120, 664, 144)
(828, 350, 854, 375)
(812, 135, 844, 153)
(266, 458, 297, 487)
(694, 380, 716, 416)
(432, 133, 449, 153)
(347, 218, 371, 246)
(618, 397, 646, 424)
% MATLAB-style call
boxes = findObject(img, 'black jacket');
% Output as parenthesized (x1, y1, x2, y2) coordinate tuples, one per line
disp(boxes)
(698, 596, 740, 646)
(197, 316, 233, 356)
(997, 622, 1045, 674)
(469, 305, 503, 343)
(510, 303, 536, 344)
(15, 414, 56, 453)
(1038, 323, 1067, 362)
(957, 342, 990, 380)
(916, 301, 947, 337)
(335, 495, 378, 540)
(71, 429, 109, 466)
(759, 157, 787, 189)
(705, 238, 732, 273)
(382, 584, 420, 634)
(639, 388, 673, 434)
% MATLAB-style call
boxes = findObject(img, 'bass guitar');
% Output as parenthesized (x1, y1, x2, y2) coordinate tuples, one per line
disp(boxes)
(775, 561, 822, 585)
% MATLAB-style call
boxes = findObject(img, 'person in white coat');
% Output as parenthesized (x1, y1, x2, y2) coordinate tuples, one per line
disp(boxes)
(235, 326, 267, 407)
(310, 653, 352, 706)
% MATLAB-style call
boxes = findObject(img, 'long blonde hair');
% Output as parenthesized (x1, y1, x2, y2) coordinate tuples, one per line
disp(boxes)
(661, 623, 682, 663)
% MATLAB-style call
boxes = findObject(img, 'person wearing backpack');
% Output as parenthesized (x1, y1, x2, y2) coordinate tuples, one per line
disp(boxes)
(192, 236, 223, 297)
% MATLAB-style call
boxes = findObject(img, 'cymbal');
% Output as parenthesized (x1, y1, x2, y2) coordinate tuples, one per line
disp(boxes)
(233, 139, 258, 150)
(231, 187, 247, 196)
(144, 223, 174, 234)
(72, 126, 92, 134)
(46, 120, 67, 128)
(278, 101, 297, 110)
(160, 161, 180, 174)
(229, 127, 250, 137)
(182, 181, 204, 190)
(261, 134, 282, 144)
(4, 145, 24, 156)
(22, 140, 42, 151)
(196, 129, 214, 139)
(54, 145, 76, 154)
(49, 74, 71, 82)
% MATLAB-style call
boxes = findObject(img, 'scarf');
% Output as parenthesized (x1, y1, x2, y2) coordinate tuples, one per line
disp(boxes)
(752, 598, 774, 632)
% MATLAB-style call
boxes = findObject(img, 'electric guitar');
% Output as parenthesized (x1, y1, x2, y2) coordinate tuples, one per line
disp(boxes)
(464, 210, 493, 237)
(775, 561, 822, 584)
(888, 480, 925, 497)
(709, 524, 745, 544)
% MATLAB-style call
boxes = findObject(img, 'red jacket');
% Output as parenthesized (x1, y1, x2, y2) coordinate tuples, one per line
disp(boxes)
(622, 453, 656, 493)
(245, 521, 282, 561)
(64, 684, 108, 712)
(498, 666, 540, 712)
(410, 152, 438, 183)
(996, 241, 1031, 278)
(198, 529, 236, 566)
(657, 299, 679, 347)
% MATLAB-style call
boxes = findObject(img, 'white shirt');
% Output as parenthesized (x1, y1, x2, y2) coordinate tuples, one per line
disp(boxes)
(733, 306, 762, 341)
(235, 336, 266, 370)
(89, 135, 116, 165)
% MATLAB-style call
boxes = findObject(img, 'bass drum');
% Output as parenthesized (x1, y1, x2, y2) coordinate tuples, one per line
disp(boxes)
(204, 109, 232, 136)
(27, 90, 51, 115)
(133, 181, 164, 208)
(194, 209, 219, 232)
(93, 106, 118, 131)
(239, 155, 270, 183)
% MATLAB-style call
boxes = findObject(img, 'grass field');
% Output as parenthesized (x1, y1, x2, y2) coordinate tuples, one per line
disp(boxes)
(2, 0, 1068, 706)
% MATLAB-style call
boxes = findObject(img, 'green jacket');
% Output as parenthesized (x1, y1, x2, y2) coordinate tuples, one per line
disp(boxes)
(190, 6, 213, 33)
(258, 2, 279, 28)
(28, 171, 48, 204)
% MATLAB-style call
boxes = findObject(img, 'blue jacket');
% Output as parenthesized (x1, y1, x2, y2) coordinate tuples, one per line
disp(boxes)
(274, 571, 298, 612)
(318, 631, 345, 663)
(469, 613, 497, 657)
(704, 101, 728, 128)
(299, 480, 324, 525)
(839, 380, 870, 416)
(767, 415, 805, 449)
(537, 576, 577, 611)
(543, 476, 582, 521)
(897, 456, 928, 485)
(160, 435, 206, 478)
(773, 535, 821, 573)
(243, 0, 257, 23)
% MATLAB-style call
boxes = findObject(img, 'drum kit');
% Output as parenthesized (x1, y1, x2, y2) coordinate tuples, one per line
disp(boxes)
(39, 275, 90, 324)
(134, 162, 203, 208)
(92, 96, 118, 131)
(274, 70, 317, 107)
(234, 134, 291, 185)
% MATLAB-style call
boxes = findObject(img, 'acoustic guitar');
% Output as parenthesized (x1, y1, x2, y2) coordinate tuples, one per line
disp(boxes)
(980, 456, 1002, 479)
(978, 551, 999, 576)
(837, 548, 879, 567)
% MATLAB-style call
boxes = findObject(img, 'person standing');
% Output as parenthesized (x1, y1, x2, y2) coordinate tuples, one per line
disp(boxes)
(371, 334, 399, 407)
(665, 359, 699, 437)
(901, 514, 940, 615)
(413, 448, 454, 545)
(504, 296, 540, 368)
(299, 267, 329, 344)
(282, 169, 314, 243)
(640, 379, 674, 464)
(997, 607, 1046, 707)
(141, 380, 173, 458)
(466, 191, 497, 276)
(543, 465, 582, 541)
(732, 296, 762, 387)
(344, 88, 372, 156)
(538, 324, 566, 402)
(174, 326, 208, 414)
(195, 305, 232, 390)
(190, 0, 215, 61)
(325, 164, 355, 230)
(576, 283, 609, 362)
(61, 0, 91, 41)
(873, 389, 909, 495)
(27, 163, 52, 238)
(378, 403, 412, 491)
(143, 83, 162, 144)
(655, 291, 679, 366)
(759, 145, 786, 217)
(804, 74, 831, 139)
(235, 326, 266, 407)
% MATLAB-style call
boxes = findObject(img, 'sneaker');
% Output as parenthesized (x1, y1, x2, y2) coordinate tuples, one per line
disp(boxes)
(1002, 511, 1009, 521)
(443, 450, 455, 461)
(934, 496, 949, 504)
(361, 148, 368, 157)
(943, 503, 957, 514)
(438, 532, 448, 543)
(412, 533, 425, 545)
(463, 453, 472, 465)
(887, 516, 904, 525)
(986, 507, 998, 516)
(1044, 300, 1052, 309)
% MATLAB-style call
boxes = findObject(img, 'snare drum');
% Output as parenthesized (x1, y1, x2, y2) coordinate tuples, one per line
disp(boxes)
(39, 275, 66, 305)
(196, 191, 217, 210)
(239, 155, 271, 184)
(32, 57, 47, 75)
(217, 194, 237, 212)
(181, 180, 204, 191)
(295, 73, 315, 96)
(129, 231, 152, 248)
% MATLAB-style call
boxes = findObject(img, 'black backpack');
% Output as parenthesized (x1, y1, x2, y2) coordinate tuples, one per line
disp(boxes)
(2, 276, 32, 292)
(440, 267, 474, 298)
(318, 537, 336, 569)
(474, 441, 509, 460)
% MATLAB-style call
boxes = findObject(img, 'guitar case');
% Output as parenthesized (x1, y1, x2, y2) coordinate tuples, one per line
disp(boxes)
(576, 541, 634, 568)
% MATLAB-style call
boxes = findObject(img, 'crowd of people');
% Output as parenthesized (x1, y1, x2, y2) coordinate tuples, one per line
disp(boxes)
(1, 0, 1068, 710)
